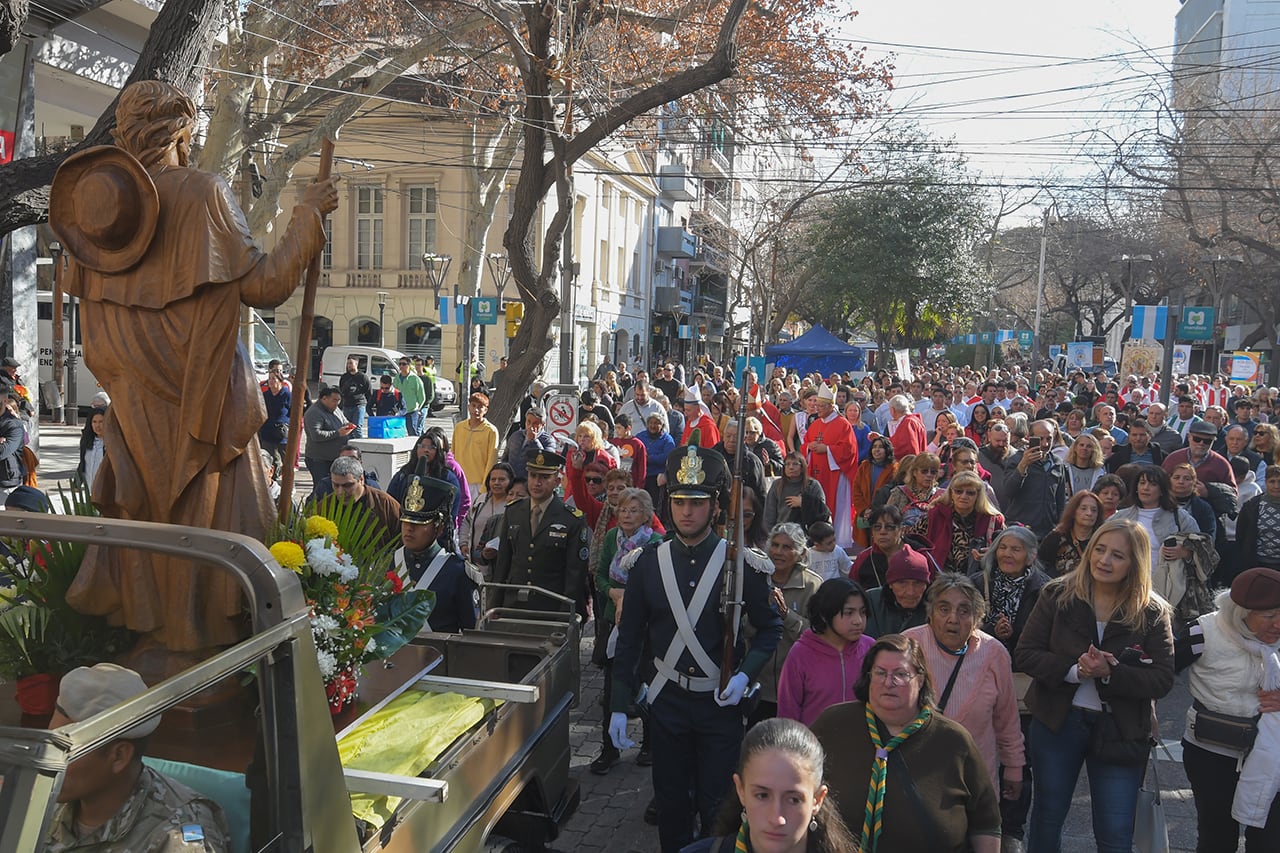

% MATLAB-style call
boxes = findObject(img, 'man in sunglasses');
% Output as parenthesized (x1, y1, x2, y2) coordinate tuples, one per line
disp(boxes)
(1162, 420, 1236, 491)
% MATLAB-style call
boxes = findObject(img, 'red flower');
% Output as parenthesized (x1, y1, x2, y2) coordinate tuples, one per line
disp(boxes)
(385, 570, 404, 593)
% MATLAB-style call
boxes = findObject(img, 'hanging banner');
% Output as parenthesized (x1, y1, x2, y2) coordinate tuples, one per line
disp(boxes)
(1131, 305, 1168, 341)
(894, 348, 913, 381)
(1229, 351, 1262, 385)
(1172, 344, 1191, 376)
(1122, 340, 1162, 380)
(1066, 342, 1095, 371)
(1179, 307, 1215, 341)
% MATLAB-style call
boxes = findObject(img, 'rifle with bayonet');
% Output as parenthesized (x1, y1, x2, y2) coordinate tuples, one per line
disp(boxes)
(719, 351, 753, 693)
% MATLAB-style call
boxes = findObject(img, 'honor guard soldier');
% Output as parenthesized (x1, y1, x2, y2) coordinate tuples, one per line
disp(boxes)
(609, 445, 783, 853)
(393, 461, 481, 633)
(492, 448, 589, 611)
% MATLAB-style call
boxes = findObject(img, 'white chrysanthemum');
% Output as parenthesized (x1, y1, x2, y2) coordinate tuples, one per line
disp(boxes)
(311, 614, 340, 634)
(305, 538, 342, 576)
(337, 557, 359, 584)
(315, 649, 337, 679)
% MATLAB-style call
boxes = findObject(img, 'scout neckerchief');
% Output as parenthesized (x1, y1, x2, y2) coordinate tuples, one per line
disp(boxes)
(733, 815, 750, 852)
(862, 703, 931, 853)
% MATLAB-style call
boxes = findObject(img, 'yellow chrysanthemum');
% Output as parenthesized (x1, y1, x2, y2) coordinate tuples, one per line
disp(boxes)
(269, 541, 307, 572)
(305, 515, 340, 541)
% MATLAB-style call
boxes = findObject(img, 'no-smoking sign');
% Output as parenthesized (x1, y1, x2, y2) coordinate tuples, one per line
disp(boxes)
(545, 393, 579, 444)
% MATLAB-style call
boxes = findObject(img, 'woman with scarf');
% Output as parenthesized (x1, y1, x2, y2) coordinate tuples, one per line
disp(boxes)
(885, 452, 943, 531)
(1015, 518, 1175, 853)
(965, 403, 993, 446)
(680, 718, 859, 853)
(912, 471, 1004, 575)
(809, 633, 1002, 853)
(1175, 567, 1280, 852)
(971, 526, 1054, 850)
(591, 486, 663, 776)
(764, 450, 831, 533)
(852, 436, 898, 549)
(1037, 490, 1104, 577)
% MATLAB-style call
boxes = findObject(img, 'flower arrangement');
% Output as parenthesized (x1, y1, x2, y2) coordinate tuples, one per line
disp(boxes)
(270, 502, 433, 712)
(0, 483, 135, 714)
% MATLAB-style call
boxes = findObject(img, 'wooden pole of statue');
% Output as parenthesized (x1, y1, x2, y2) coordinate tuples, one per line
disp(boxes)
(279, 134, 337, 519)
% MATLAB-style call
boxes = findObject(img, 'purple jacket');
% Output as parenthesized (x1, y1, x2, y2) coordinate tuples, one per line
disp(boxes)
(444, 452, 472, 525)
(777, 629, 874, 727)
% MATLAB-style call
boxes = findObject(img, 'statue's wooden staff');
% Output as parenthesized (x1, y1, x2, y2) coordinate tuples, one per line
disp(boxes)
(278, 134, 337, 519)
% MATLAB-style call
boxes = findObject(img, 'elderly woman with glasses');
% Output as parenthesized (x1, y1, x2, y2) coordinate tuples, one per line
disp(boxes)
(904, 575, 1026, 813)
(745, 522, 824, 726)
(810, 633, 1002, 853)
(912, 471, 1005, 575)
(885, 452, 943, 531)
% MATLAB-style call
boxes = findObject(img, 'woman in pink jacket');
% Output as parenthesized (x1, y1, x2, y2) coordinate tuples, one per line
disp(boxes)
(777, 577, 875, 726)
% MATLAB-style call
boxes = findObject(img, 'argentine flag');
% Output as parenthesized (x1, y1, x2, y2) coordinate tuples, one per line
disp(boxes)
(1131, 305, 1167, 340)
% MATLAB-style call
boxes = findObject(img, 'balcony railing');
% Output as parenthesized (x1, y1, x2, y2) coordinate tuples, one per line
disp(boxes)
(346, 272, 384, 288)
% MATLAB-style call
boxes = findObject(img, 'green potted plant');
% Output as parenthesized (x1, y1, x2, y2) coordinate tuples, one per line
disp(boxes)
(0, 484, 135, 723)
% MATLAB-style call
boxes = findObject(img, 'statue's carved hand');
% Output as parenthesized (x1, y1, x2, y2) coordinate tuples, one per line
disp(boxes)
(302, 177, 340, 215)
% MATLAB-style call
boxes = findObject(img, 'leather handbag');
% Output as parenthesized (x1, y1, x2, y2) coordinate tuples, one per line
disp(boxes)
(1133, 742, 1170, 853)
(1190, 699, 1259, 752)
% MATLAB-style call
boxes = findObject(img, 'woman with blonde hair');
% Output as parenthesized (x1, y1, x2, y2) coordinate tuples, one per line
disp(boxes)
(913, 471, 1004, 575)
(885, 452, 943, 530)
(1063, 432, 1105, 496)
(1016, 518, 1175, 853)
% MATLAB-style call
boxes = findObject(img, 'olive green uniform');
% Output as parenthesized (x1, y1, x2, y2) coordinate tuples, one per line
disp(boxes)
(45, 765, 229, 852)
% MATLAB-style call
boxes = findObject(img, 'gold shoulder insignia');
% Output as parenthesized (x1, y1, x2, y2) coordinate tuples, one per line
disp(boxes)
(570, 507, 583, 517)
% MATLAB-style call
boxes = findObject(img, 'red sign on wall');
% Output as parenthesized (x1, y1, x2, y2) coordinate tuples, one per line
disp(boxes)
(0, 131, 13, 164)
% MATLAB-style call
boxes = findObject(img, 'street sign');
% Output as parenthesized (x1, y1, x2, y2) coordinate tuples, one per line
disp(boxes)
(1178, 306, 1214, 340)
(1017, 330, 1033, 349)
(544, 393, 579, 445)
(472, 297, 498, 325)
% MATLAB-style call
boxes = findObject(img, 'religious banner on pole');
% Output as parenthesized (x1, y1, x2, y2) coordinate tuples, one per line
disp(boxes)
(1121, 340, 1162, 380)
(894, 348, 913, 381)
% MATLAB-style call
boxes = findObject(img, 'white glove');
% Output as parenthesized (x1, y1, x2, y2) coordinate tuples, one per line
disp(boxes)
(609, 712, 634, 749)
(715, 672, 750, 707)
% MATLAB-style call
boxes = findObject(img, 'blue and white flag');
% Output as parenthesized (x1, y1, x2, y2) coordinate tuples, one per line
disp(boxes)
(1131, 305, 1167, 341)
(438, 296, 449, 325)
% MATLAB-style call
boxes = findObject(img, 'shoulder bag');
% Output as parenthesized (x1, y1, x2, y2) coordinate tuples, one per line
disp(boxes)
(1133, 741, 1171, 853)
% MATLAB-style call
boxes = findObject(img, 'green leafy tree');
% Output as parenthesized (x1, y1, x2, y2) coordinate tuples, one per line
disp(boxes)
(804, 142, 986, 362)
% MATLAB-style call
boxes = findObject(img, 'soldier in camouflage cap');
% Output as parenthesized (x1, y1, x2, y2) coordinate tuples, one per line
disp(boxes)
(44, 663, 231, 852)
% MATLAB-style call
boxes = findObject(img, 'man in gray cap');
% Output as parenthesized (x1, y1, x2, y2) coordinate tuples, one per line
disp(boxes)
(44, 663, 230, 852)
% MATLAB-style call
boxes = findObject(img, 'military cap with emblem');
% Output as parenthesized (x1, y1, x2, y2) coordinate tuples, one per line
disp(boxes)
(665, 443, 728, 501)
(57, 663, 161, 739)
(401, 456, 458, 526)
(525, 447, 566, 472)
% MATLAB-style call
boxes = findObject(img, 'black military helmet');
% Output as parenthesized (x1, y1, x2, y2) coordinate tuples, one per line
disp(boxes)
(401, 456, 457, 527)
(665, 444, 728, 504)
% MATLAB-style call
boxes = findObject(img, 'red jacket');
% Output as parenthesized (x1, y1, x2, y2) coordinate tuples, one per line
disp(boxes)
(888, 412, 927, 458)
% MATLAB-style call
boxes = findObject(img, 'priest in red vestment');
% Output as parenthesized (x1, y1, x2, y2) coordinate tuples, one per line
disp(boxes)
(802, 384, 859, 547)
(680, 390, 721, 447)
(886, 394, 928, 459)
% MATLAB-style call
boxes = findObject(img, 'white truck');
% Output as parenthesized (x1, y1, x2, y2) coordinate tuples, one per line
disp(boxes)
(319, 346, 456, 409)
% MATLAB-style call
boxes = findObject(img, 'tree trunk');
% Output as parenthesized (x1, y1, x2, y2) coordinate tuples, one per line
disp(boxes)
(0, 0, 224, 237)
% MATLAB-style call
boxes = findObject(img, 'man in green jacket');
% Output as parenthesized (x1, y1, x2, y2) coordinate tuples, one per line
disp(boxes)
(394, 357, 426, 435)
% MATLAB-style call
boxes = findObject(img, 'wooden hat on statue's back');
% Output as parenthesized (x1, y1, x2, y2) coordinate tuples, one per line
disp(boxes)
(48, 145, 159, 273)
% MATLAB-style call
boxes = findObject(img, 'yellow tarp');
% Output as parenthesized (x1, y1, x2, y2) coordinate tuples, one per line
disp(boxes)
(338, 690, 501, 827)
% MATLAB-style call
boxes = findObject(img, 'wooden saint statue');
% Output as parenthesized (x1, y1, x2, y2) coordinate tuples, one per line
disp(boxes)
(48, 80, 339, 668)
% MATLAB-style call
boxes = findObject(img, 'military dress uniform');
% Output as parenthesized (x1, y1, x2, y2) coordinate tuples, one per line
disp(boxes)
(610, 446, 783, 853)
(46, 765, 229, 852)
(492, 451, 589, 611)
(395, 469, 481, 633)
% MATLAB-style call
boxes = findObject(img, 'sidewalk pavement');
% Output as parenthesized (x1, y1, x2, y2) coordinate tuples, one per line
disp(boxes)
(25, 420, 1232, 852)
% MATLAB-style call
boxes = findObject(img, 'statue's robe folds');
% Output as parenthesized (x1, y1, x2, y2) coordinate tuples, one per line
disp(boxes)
(63, 164, 324, 652)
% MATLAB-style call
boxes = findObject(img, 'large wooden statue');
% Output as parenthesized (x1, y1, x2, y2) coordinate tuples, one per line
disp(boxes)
(48, 81, 338, 667)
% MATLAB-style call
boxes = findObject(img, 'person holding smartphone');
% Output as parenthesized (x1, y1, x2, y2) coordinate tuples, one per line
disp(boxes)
(1001, 420, 1069, 539)
(302, 385, 356, 488)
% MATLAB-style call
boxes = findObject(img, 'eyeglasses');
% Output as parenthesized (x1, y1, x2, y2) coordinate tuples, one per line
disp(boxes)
(1189, 435, 1213, 444)
(584, 477, 604, 485)
(870, 668, 919, 686)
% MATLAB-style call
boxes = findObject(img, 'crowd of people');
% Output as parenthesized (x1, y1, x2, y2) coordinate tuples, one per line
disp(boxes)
(36, 346, 1280, 853)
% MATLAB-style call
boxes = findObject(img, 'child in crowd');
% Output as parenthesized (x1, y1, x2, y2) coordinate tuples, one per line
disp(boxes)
(806, 521, 852, 581)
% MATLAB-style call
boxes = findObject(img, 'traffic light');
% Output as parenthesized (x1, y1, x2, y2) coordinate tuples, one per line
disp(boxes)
(505, 302, 524, 338)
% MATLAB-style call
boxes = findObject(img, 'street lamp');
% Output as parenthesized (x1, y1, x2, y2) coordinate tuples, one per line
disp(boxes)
(421, 251, 452, 373)
(1031, 204, 1059, 383)
(376, 290, 388, 348)
(486, 252, 512, 302)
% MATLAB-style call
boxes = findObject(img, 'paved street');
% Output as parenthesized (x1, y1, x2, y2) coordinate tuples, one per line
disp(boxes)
(21, 419, 1242, 852)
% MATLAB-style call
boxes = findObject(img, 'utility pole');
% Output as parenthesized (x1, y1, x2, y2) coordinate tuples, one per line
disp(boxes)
(559, 175, 576, 386)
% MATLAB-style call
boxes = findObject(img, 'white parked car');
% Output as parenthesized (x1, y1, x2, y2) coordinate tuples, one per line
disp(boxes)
(319, 346, 454, 410)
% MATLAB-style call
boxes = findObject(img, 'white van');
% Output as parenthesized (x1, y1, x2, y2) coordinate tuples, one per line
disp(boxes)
(319, 346, 455, 407)
(37, 296, 291, 411)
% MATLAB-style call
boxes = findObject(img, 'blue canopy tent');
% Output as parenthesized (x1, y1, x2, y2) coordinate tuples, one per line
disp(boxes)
(766, 326, 867, 375)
